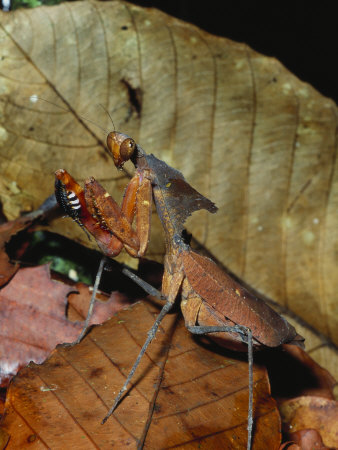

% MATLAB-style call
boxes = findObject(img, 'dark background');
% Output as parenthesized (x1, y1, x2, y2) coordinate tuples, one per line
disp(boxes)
(132, 1, 338, 104)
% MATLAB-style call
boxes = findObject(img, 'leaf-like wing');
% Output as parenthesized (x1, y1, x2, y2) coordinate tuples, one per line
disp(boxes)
(182, 249, 304, 348)
(146, 154, 217, 238)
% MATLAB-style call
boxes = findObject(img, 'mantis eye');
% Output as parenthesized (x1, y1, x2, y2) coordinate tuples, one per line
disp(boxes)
(120, 138, 136, 162)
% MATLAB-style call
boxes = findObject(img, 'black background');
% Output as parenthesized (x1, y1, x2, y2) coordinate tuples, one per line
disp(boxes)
(132, 1, 338, 104)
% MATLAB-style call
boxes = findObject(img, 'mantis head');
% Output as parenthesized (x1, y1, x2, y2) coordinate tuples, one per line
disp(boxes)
(106, 131, 137, 169)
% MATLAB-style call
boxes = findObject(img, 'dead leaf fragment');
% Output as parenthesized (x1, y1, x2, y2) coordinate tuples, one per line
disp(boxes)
(1, 301, 281, 449)
(287, 429, 328, 450)
(279, 396, 338, 448)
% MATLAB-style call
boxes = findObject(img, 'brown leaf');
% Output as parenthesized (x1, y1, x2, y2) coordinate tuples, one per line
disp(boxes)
(1, 301, 281, 449)
(0, 264, 80, 387)
(0, 1, 337, 372)
(279, 396, 338, 448)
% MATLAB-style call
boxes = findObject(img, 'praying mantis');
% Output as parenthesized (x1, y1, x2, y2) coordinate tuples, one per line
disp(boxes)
(55, 131, 304, 449)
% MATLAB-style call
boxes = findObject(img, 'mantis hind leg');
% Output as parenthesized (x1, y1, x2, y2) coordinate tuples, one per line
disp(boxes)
(101, 266, 184, 423)
(102, 299, 175, 424)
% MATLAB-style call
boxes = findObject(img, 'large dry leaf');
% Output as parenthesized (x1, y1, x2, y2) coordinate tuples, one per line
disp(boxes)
(1, 300, 281, 449)
(0, 2, 337, 354)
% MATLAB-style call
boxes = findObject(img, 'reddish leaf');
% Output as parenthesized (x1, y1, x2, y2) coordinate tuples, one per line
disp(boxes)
(1, 301, 281, 449)
(0, 264, 79, 387)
